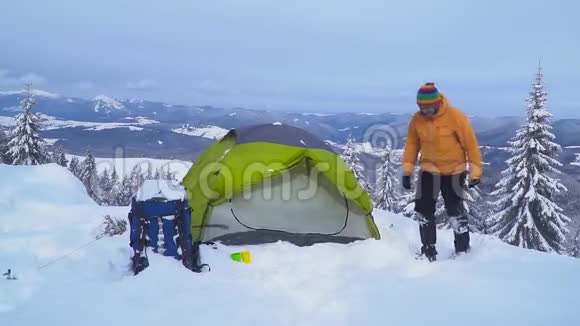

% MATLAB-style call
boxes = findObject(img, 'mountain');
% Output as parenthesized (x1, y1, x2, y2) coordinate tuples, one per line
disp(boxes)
(1, 89, 580, 163)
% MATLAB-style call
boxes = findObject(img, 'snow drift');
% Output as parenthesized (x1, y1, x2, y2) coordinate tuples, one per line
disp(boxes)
(1, 164, 580, 325)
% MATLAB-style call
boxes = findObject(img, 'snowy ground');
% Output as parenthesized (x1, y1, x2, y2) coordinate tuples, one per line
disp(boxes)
(1, 164, 580, 326)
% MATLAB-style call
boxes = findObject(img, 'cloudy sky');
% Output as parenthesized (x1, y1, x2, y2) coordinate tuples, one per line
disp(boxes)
(0, 0, 578, 116)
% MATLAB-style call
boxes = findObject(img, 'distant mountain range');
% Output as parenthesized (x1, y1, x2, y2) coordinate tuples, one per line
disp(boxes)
(1, 89, 580, 168)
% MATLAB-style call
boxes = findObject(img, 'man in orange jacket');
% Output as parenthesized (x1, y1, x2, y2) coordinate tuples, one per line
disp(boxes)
(402, 82, 482, 261)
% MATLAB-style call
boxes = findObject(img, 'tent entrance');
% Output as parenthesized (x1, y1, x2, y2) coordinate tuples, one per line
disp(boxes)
(204, 159, 372, 245)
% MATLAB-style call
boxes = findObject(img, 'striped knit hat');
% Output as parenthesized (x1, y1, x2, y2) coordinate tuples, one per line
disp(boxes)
(417, 82, 441, 105)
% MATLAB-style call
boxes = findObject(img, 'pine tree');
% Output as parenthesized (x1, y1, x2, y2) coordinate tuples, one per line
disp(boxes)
(109, 168, 120, 206)
(80, 151, 98, 199)
(341, 134, 371, 193)
(154, 167, 161, 179)
(97, 169, 113, 205)
(0, 130, 10, 164)
(374, 144, 400, 211)
(145, 163, 153, 180)
(118, 174, 135, 205)
(68, 156, 81, 178)
(7, 83, 49, 165)
(52, 145, 68, 167)
(567, 227, 580, 258)
(129, 165, 145, 196)
(489, 64, 570, 253)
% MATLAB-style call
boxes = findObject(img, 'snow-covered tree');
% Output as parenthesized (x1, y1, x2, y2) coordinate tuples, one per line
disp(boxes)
(51, 145, 68, 167)
(68, 156, 81, 178)
(0, 130, 10, 164)
(7, 83, 49, 165)
(341, 134, 371, 193)
(109, 168, 121, 206)
(567, 227, 580, 258)
(488, 64, 570, 253)
(80, 151, 98, 198)
(374, 144, 400, 211)
(97, 168, 113, 205)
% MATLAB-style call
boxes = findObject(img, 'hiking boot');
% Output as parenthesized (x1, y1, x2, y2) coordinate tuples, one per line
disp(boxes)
(421, 244, 438, 262)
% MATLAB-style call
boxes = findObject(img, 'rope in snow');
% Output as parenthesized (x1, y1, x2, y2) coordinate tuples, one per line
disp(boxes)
(36, 235, 106, 270)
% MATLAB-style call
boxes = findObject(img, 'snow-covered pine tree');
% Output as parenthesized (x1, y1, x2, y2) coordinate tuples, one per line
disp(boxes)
(118, 174, 135, 205)
(7, 83, 49, 165)
(80, 151, 98, 199)
(567, 227, 580, 258)
(145, 164, 153, 180)
(489, 64, 570, 253)
(0, 129, 10, 164)
(374, 143, 400, 211)
(109, 168, 121, 206)
(68, 156, 81, 178)
(97, 168, 113, 205)
(129, 165, 145, 195)
(51, 145, 68, 167)
(341, 133, 371, 193)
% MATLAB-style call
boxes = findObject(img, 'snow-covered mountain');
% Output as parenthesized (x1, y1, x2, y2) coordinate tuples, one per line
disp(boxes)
(1, 164, 579, 325)
(1, 88, 580, 167)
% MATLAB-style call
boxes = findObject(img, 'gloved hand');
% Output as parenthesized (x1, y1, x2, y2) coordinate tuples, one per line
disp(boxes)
(468, 178, 480, 188)
(402, 175, 412, 190)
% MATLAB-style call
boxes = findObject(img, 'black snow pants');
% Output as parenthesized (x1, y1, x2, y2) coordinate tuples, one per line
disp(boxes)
(414, 171, 470, 252)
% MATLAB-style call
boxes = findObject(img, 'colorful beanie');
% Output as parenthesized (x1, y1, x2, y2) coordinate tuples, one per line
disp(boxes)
(417, 82, 441, 105)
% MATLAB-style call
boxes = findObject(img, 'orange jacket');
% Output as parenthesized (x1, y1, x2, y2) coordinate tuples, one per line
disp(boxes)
(402, 94, 482, 180)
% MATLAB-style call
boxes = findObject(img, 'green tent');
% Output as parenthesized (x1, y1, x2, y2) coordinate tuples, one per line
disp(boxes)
(182, 123, 380, 246)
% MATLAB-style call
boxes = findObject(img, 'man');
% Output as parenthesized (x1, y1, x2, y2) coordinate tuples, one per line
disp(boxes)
(402, 82, 482, 261)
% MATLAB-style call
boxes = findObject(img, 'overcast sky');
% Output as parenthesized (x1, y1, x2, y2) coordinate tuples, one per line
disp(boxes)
(0, 0, 578, 117)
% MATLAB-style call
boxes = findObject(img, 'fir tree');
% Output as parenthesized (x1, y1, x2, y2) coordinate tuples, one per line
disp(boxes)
(567, 227, 580, 258)
(0, 130, 10, 164)
(375, 143, 400, 211)
(489, 64, 569, 253)
(7, 83, 49, 165)
(68, 156, 81, 178)
(80, 151, 98, 199)
(52, 145, 68, 167)
(97, 169, 113, 205)
(109, 168, 121, 206)
(341, 134, 371, 193)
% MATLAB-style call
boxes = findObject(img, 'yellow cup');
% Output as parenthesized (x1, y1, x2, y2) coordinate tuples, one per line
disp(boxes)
(230, 251, 251, 264)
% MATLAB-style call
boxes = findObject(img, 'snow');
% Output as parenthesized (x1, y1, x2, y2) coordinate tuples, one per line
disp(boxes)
(172, 125, 229, 140)
(272, 121, 283, 125)
(0, 116, 15, 127)
(565, 146, 580, 149)
(0, 89, 61, 99)
(2, 166, 580, 325)
(157, 140, 164, 145)
(39, 114, 158, 131)
(66, 98, 74, 103)
(1, 164, 580, 324)
(92, 95, 126, 113)
(228, 112, 237, 116)
(135, 179, 186, 202)
(299, 112, 336, 117)
(44, 138, 60, 145)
